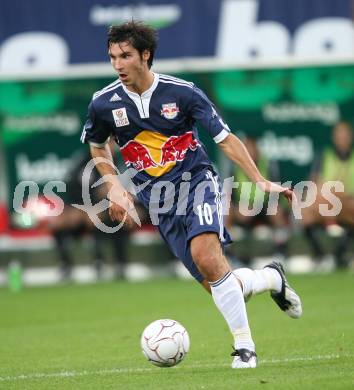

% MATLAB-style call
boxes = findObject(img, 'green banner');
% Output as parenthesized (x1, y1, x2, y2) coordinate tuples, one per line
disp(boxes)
(1, 64, 353, 211)
(181, 65, 354, 182)
(0, 78, 113, 208)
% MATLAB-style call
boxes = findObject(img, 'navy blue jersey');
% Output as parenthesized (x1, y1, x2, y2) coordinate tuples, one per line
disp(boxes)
(81, 73, 231, 187)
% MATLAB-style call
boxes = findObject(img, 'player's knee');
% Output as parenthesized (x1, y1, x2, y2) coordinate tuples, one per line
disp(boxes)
(191, 248, 225, 279)
(301, 206, 318, 226)
(191, 246, 214, 266)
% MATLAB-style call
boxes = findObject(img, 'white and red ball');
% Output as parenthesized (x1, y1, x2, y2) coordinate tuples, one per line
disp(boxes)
(141, 319, 190, 367)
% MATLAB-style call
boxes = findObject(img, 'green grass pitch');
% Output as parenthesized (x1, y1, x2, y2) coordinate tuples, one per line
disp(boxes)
(0, 272, 353, 389)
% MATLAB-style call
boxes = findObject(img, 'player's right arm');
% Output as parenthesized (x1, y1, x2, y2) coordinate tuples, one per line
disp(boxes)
(82, 99, 135, 225)
(89, 143, 135, 225)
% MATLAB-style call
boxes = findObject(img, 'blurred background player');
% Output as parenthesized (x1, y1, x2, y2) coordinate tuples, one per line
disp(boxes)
(302, 121, 354, 269)
(47, 145, 134, 280)
(226, 136, 289, 264)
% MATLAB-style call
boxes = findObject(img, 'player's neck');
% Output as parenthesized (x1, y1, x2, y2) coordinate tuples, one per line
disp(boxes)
(126, 71, 154, 95)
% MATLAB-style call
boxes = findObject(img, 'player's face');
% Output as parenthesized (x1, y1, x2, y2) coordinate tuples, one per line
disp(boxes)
(333, 123, 353, 153)
(108, 42, 150, 92)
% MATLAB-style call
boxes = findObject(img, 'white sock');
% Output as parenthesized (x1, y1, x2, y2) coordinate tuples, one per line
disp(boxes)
(210, 271, 255, 351)
(233, 267, 282, 301)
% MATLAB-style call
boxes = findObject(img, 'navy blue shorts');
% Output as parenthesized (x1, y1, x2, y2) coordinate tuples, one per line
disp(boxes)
(147, 168, 232, 282)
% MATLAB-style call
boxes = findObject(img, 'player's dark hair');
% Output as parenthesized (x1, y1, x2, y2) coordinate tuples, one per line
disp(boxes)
(107, 21, 157, 69)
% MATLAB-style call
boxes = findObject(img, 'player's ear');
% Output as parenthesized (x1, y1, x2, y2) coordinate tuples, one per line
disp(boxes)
(142, 50, 150, 64)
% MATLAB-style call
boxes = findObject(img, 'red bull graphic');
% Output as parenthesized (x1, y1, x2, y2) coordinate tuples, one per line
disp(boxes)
(161, 103, 179, 119)
(160, 133, 199, 165)
(120, 130, 200, 177)
(120, 140, 158, 171)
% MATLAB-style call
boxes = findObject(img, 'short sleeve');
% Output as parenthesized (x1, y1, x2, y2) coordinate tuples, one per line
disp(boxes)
(80, 100, 111, 147)
(188, 86, 231, 143)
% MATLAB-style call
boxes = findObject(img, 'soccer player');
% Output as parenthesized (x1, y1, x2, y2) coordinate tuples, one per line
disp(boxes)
(302, 121, 354, 269)
(226, 136, 290, 263)
(47, 148, 133, 280)
(81, 21, 302, 368)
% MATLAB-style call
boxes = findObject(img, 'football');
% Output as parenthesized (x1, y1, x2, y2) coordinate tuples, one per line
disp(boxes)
(140, 319, 190, 367)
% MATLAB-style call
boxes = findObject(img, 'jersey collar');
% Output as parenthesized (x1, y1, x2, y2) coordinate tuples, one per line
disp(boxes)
(122, 72, 159, 99)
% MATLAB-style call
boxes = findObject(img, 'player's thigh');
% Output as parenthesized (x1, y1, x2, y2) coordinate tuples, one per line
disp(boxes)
(267, 207, 288, 227)
(301, 194, 326, 225)
(338, 196, 354, 225)
(49, 205, 87, 230)
(186, 169, 231, 245)
(157, 214, 205, 283)
(190, 232, 223, 262)
(190, 233, 230, 280)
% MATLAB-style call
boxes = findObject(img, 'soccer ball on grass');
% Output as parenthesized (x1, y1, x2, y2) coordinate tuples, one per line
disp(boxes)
(141, 319, 190, 367)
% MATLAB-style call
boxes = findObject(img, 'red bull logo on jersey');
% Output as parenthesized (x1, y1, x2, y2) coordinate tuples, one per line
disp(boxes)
(161, 103, 179, 119)
(160, 134, 199, 166)
(120, 130, 200, 177)
(119, 140, 158, 172)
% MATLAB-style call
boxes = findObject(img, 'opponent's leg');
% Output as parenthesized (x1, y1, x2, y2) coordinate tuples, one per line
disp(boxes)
(52, 230, 73, 280)
(191, 233, 257, 368)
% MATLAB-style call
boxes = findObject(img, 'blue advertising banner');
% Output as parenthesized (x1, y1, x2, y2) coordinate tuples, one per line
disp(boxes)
(0, 0, 353, 71)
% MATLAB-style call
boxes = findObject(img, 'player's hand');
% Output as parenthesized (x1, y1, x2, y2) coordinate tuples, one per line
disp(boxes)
(257, 180, 298, 205)
(107, 190, 137, 228)
(281, 187, 297, 205)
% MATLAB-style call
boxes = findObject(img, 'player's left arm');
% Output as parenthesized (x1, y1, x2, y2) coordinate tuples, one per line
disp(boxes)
(187, 86, 294, 202)
(219, 133, 295, 203)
